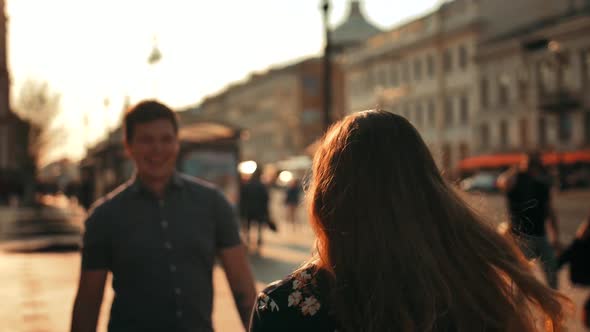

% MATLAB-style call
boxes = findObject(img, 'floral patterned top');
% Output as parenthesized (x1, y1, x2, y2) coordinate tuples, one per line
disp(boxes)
(249, 266, 340, 332)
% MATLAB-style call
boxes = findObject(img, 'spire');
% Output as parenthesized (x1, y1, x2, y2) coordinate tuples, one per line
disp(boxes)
(148, 36, 162, 65)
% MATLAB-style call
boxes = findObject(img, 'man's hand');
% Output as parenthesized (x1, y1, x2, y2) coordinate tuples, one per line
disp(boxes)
(71, 270, 107, 332)
(219, 244, 257, 330)
(497, 167, 519, 192)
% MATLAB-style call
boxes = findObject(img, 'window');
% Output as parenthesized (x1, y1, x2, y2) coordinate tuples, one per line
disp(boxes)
(415, 102, 423, 127)
(538, 117, 547, 147)
(480, 78, 489, 108)
(402, 61, 410, 83)
(444, 97, 454, 127)
(558, 113, 573, 143)
(459, 142, 469, 161)
(517, 79, 528, 102)
(459, 45, 468, 69)
(498, 75, 510, 106)
(404, 104, 411, 121)
(365, 72, 372, 91)
(414, 58, 422, 81)
(459, 96, 469, 125)
(444, 49, 453, 73)
(390, 66, 399, 86)
(379, 69, 387, 87)
(427, 55, 435, 78)
(348, 80, 356, 97)
(302, 109, 321, 124)
(583, 50, 590, 88)
(302, 76, 319, 96)
(0, 126, 6, 168)
(428, 100, 436, 127)
(500, 120, 508, 148)
(519, 118, 529, 147)
(480, 123, 490, 149)
(442, 144, 452, 173)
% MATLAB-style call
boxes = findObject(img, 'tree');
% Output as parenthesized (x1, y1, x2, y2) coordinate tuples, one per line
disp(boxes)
(13, 80, 64, 203)
(13, 79, 63, 168)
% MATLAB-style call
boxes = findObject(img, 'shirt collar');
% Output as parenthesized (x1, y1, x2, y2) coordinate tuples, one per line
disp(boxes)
(128, 171, 184, 195)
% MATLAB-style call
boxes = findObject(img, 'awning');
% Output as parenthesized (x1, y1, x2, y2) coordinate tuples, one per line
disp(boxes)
(179, 122, 240, 144)
(458, 149, 590, 171)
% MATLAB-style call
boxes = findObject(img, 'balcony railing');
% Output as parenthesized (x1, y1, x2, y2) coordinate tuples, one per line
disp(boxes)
(538, 90, 581, 113)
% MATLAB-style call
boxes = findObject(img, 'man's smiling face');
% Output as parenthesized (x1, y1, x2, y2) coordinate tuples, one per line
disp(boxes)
(125, 118, 179, 182)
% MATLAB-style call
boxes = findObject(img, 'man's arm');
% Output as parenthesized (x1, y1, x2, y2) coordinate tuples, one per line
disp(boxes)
(71, 270, 108, 332)
(496, 167, 518, 192)
(218, 244, 257, 329)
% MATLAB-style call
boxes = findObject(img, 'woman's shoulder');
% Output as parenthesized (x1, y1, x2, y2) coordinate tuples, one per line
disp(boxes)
(257, 266, 324, 315)
(251, 265, 337, 331)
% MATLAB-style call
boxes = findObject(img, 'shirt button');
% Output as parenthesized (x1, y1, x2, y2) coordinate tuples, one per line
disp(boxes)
(164, 242, 172, 250)
(176, 310, 183, 318)
(174, 288, 182, 295)
(169, 264, 177, 272)
(161, 220, 168, 229)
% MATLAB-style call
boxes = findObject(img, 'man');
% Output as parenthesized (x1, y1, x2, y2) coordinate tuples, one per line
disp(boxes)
(497, 151, 560, 289)
(71, 100, 257, 331)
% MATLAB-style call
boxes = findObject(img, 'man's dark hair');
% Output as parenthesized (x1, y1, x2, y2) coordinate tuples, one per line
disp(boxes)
(526, 150, 544, 172)
(124, 100, 178, 142)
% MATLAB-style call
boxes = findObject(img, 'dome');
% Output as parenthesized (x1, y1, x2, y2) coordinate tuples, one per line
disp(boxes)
(331, 0, 381, 48)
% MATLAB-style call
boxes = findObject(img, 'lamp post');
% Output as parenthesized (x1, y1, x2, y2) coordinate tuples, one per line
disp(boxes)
(321, 0, 332, 131)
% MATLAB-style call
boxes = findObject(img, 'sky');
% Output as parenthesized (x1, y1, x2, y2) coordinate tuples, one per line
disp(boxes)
(6, 0, 440, 165)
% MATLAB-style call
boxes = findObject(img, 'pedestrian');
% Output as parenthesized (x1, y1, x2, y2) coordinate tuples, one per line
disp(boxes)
(77, 168, 94, 211)
(284, 178, 301, 231)
(497, 151, 561, 289)
(240, 168, 276, 249)
(557, 213, 590, 329)
(71, 100, 257, 332)
(249, 110, 568, 332)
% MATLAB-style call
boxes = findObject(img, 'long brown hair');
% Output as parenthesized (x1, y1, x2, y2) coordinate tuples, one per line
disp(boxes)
(307, 110, 569, 332)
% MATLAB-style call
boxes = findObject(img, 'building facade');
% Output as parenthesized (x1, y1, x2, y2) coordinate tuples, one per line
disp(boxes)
(475, 6, 590, 157)
(341, 0, 590, 173)
(179, 1, 379, 166)
(182, 58, 345, 165)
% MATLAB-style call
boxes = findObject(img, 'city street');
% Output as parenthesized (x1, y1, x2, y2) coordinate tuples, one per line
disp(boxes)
(0, 189, 589, 331)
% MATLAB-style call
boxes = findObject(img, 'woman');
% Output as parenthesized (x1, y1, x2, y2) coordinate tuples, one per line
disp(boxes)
(240, 168, 276, 248)
(284, 178, 302, 231)
(249, 110, 569, 332)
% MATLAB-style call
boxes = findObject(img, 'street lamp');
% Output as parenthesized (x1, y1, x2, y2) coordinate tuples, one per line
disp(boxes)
(320, 0, 332, 131)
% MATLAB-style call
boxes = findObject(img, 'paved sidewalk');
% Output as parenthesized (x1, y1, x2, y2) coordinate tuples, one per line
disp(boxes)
(1, 189, 589, 331)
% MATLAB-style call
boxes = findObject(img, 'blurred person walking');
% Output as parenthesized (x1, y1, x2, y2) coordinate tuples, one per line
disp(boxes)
(249, 110, 568, 332)
(557, 212, 590, 329)
(284, 178, 301, 231)
(240, 168, 276, 250)
(497, 152, 561, 289)
(71, 100, 256, 332)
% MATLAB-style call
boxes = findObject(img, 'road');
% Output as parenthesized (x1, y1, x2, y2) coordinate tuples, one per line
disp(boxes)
(0, 190, 588, 331)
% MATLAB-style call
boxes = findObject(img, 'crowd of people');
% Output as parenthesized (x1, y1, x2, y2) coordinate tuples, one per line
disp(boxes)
(70, 100, 589, 332)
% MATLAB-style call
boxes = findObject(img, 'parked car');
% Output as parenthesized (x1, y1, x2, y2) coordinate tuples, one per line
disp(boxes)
(460, 172, 500, 193)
